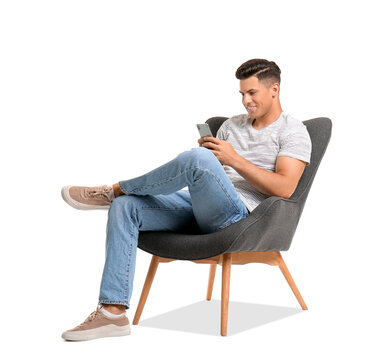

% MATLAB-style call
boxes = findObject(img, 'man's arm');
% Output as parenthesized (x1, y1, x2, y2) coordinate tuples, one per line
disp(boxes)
(199, 136, 307, 199)
(231, 155, 307, 199)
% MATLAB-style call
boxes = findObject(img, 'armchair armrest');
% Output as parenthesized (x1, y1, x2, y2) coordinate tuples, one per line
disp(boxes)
(227, 196, 301, 253)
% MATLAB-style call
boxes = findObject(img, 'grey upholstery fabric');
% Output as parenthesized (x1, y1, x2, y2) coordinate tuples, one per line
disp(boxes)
(138, 117, 332, 260)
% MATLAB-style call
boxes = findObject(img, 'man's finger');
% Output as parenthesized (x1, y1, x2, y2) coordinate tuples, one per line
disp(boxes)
(203, 142, 219, 150)
(203, 136, 219, 143)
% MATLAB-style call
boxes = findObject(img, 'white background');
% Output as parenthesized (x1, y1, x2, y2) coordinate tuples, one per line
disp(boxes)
(1, 0, 385, 358)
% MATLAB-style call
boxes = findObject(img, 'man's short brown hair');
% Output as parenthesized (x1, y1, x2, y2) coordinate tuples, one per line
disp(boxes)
(235, 59, 281, 87)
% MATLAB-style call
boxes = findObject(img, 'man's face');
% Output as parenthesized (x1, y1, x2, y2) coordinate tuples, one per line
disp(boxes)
(239, 76, 278, 119)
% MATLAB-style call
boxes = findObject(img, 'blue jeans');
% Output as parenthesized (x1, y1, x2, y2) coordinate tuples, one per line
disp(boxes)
(98, 147, 249, 309)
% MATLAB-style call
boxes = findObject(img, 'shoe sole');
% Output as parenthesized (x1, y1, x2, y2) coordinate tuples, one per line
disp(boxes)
(61, 185, 111, 210)
(62, 324, 131, 341)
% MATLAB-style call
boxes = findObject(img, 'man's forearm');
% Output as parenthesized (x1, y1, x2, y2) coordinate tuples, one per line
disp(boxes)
(229, 154, 290, 199)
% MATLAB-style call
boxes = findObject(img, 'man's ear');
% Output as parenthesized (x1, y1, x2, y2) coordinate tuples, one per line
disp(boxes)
(271, 83, 280, 98)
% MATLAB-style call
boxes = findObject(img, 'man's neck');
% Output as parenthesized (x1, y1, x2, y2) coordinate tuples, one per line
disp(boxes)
(252, 106, 283, 130)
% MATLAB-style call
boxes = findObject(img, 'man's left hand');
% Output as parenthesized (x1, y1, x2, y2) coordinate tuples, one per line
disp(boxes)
(197, 136, 240, 166)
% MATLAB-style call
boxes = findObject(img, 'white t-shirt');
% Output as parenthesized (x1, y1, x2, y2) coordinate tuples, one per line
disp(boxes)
(216, 111, 312, 212)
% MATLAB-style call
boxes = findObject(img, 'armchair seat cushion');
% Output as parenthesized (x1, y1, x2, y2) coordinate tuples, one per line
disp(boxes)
(138, 197, 298, 260)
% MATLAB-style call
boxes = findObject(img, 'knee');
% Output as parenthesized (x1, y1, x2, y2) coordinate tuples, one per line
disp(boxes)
(177, 147, 217, 168)
(108, 195, 136, 220)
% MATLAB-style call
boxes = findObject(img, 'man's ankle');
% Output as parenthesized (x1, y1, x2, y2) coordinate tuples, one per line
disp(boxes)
(112, 183, 124, 198)
(102, 304, 126, 315)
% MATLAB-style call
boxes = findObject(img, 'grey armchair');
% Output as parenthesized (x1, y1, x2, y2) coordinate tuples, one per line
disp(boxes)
(133, 116, 332, 336)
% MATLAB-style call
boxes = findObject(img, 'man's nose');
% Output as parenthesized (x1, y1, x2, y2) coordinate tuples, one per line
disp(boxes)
(242, 95, 251, 106)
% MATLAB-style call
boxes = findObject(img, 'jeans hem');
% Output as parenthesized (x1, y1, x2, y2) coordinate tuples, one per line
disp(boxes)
(118, 181, 130, 195)
(99, 300, 130, 310)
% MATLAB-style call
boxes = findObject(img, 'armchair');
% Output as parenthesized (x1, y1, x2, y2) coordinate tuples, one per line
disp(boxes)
(133, 116, 332, 336)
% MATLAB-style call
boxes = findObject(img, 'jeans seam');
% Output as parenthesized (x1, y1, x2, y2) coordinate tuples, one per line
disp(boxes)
(197, 168, 240, 213)
(124, 236, 135, 307)
(140, 206, 193, 211)
(120, 167, 196, 193)
(217, 210, 246, 230)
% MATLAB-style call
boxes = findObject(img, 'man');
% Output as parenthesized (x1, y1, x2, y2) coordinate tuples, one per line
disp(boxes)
(61, 58, 312, 341)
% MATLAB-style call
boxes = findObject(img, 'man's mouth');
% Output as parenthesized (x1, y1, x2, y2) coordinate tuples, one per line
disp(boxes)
(246, 106, 257, 112)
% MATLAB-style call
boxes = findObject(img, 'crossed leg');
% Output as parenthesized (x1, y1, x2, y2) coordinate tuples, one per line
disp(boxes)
(99, 147, 249, 310)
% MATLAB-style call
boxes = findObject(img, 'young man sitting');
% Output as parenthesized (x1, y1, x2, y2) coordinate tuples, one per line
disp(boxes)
(61, 58, 311, 341)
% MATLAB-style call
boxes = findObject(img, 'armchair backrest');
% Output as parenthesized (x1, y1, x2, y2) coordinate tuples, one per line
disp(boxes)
(290, 117, 332, 214)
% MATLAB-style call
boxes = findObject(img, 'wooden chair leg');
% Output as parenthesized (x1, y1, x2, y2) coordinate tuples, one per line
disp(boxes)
(133, 255, 160, 325)
(221, 253, 232, 336)
(206, 264, 217, 300)
(277, 253, 308, 310)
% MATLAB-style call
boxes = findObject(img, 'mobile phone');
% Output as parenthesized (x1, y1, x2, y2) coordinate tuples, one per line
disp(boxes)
(196, 123, 213, 138)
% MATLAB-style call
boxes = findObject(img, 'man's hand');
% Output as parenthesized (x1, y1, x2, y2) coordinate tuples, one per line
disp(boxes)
(197, 136, 240, 166)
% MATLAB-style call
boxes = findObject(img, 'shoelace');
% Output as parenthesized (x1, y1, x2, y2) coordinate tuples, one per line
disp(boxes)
(85, 186, 111, 200)
(80, 306, 102, 325)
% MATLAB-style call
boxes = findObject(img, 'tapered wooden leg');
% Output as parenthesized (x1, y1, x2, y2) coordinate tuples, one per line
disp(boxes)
(133, 255, 160, 325)
(277, 253, 308, 310)
(206, 264, 217, 300)
(221, 253, 232, 336)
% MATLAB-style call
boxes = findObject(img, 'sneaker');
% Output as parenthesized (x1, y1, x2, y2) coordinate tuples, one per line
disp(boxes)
(61, 185, 114, 210)
(62, 305, 131, 341)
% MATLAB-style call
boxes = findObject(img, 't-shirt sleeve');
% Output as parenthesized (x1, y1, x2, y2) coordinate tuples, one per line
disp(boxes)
(278, 123, 312, 166)
(216, 120, 229, 141)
